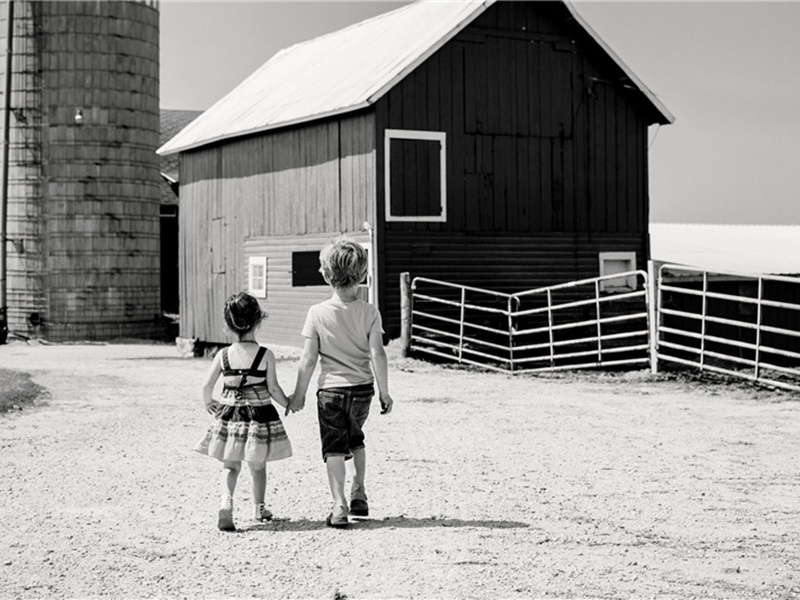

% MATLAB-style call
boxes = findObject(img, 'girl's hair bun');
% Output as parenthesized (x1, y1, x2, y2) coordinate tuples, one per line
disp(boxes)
(224, 292, 264, 335)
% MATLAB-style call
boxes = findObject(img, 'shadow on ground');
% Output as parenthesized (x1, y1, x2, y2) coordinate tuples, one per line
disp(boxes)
(237, 515, 531, 533)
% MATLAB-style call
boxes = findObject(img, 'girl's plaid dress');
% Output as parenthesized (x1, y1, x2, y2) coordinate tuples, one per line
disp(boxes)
(195, 346, 292, 463)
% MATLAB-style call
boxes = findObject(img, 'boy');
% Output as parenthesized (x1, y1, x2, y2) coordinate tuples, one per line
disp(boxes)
(290, 237, 394, 528)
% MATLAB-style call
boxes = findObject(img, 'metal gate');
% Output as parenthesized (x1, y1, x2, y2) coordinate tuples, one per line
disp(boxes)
(655, 264, 800, 392)
(408, 270, 651, 373)
(406, 266, 800, 392)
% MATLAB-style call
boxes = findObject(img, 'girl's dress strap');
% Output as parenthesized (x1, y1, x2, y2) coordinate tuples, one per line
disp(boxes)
(221, 347, 231, 371)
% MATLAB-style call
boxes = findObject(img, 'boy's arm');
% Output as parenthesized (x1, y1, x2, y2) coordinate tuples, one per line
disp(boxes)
(265, 349, 289, 409)
(369, 331, 393, 414)
(291, 336, 319, 412)
(201, 352, 223, 413)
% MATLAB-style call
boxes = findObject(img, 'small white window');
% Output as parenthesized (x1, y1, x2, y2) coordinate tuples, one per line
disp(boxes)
(599, 252, 637, 292)
(385, 129, 447, 222)
(248, 256, 267, 298)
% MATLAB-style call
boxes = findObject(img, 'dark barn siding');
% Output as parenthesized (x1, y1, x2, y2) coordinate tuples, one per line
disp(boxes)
(374, 1, 651, 337)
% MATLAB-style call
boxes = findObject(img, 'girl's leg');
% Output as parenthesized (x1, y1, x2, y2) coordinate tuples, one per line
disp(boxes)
(218, 460, 241, 531)
(221, 460, 241, 507)
(248, 461, 266, 505)
(248, 461, 273, 521)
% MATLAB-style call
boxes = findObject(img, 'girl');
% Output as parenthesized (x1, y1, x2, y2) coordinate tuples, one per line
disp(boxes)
(195, 292, 293, 531)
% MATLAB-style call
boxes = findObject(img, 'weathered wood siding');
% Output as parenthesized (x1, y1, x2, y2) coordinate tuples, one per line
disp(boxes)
(374, 1, 652, 337)
(243, 232, 370, 348)
(179, 113, 376, 343)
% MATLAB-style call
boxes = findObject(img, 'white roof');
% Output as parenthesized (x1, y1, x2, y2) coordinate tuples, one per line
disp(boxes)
(650, 223, 800, 276)
(159, 0, 673, 155)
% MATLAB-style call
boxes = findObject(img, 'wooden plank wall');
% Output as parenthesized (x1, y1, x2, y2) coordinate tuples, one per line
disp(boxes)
(373, 1, 653, 337)
(243, 232, 370, 348)
(382, 231, 646, 339)
(179, 113, 376, 343)
(377, 1, 649, 237)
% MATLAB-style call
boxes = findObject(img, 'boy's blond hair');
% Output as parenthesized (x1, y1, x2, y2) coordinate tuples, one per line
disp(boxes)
(319, 237, 368, 289)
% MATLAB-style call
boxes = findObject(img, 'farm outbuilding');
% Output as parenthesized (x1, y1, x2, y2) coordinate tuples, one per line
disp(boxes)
(159, 0, 673, 347)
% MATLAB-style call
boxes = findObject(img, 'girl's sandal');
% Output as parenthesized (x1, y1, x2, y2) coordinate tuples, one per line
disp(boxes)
(254, 503, 273, 522)
(218, 508, 236, 531)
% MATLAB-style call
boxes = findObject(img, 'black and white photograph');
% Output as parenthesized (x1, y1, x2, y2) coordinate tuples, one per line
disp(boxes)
(1, 0, 798, 598)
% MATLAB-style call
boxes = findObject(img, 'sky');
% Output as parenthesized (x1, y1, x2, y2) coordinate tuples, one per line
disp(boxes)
(159, 1, 800, 226)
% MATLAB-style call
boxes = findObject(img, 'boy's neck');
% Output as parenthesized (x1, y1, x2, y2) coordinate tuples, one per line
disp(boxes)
(332, 286, 359, 303)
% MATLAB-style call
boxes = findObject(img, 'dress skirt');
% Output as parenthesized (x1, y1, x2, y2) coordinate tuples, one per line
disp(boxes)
(194, 387, 292, 464)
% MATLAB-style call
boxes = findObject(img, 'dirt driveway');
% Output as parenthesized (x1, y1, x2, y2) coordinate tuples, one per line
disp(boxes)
(1, 340, 798, 599)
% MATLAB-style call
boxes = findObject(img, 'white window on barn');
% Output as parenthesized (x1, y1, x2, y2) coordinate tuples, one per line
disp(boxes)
(598, 252, 637, 293)
(385, 129, 447, 222)
(248, 256, 267, 298)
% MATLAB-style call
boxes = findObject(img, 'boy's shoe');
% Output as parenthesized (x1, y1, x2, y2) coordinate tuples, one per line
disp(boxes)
(326, 505, 349, 528)
(349, 498, 369, 517)
(218, 508, 236, 532)
(254, 503, 273, 522)
(350, 484, 368, 517)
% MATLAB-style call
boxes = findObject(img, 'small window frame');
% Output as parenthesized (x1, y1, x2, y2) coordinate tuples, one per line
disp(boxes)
(384, 128, 447, 223)
(598, 251, 637, 293)
(248, 256, 267, 298)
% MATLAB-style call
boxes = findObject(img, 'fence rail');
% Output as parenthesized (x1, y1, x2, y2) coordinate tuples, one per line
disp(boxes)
(408, 270, 650, 374)
(655, 264, 800, 392)
(404, 264, 800, 393)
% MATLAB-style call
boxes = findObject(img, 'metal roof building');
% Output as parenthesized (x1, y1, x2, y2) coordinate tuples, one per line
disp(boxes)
(160, 0, 674, 346)
(159, 0, 672, 156)
(650, 224, 800, 276)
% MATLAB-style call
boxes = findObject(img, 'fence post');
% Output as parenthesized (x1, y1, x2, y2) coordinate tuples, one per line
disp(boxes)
(647, 261, 658, 374)
(400, 272, 412, 357)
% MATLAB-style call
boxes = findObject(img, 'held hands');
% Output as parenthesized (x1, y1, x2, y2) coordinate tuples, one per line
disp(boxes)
(285, 392, 306, 416)
(379, 392, 394, 415)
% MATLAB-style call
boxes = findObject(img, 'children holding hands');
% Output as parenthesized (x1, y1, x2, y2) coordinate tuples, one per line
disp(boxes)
(197, 236, 393, 531)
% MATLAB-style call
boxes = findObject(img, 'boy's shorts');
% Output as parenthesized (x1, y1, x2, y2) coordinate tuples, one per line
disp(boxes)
(316, 383, 374, 461)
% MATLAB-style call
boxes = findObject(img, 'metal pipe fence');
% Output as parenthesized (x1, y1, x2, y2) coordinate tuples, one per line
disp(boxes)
(409, 271, 650, 373)
(406, 265, 800, 393)
(655, 264, 800, 392)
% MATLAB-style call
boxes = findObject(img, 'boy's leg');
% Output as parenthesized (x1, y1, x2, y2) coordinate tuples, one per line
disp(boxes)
(348, 392, 371, 515)
(317, 388, 350, 526)
(351, 447, 366, 497)
(326, 455, 348, 510)
(350, 447, 368, 516)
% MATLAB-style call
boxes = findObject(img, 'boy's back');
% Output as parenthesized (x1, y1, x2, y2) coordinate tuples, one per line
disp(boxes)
(302, 296, 382, 389)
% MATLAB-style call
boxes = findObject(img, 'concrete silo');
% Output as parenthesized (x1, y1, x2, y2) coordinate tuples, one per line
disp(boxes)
(1, 0, 160, 341)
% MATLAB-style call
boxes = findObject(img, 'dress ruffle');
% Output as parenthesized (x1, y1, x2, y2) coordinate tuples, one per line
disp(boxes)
(195, 393, 292, 464)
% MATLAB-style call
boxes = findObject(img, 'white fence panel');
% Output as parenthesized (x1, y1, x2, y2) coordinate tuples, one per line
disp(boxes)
(655, 264, 800, 392)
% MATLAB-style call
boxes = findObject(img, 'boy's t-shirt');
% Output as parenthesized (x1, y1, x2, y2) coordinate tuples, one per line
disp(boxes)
(301, 297, 384, 389)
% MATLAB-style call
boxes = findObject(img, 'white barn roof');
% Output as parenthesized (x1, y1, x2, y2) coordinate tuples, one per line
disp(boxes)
(650, 223, 800, 276)
(159, 0, 673, 156)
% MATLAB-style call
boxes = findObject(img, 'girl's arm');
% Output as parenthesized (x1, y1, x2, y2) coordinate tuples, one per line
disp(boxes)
(201, 352, 223, 413)
(265, 349, 290, 409)
(369, 331, 393, 414)
(291, 336, 319, 412)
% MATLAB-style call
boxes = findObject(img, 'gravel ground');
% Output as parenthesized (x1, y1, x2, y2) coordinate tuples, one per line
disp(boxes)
(0, 340, 799, 600)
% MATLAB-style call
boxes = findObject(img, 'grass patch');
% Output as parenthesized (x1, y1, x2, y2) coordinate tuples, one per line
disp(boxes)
(0, 369, 47, 413)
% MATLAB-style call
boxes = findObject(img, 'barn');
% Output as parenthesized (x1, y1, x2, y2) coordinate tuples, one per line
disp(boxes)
(158, 0, 673, 347)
